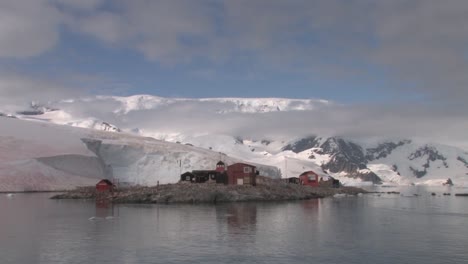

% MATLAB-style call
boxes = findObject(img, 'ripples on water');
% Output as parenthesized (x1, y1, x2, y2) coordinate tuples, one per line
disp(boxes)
(1, 186, 467, 264)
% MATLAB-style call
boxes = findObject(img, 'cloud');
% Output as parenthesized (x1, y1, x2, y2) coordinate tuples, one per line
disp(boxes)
(61, 0, 468, 101)
(0, 0, 62, 58)
(52, 97, 468, 149)
(0, 73, 85, 112)
(1, 0, 468, 103)
(71, 0, 216, 64)
(53, 0, 104, 11)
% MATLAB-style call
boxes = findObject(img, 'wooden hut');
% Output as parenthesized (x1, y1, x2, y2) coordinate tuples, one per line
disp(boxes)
(299, 171, 320, 187)
(192, 170, 215, 183)
(227, 163, 257, 186)
(96, 179, 114, 192)
(180, 171, 195, 182)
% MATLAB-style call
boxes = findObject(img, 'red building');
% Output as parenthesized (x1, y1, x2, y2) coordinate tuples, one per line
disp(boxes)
(299, 171, 320, 187)
(216, 161, 226, 172)
(227, 163, 257, 186)
(96, 179, 114, 192)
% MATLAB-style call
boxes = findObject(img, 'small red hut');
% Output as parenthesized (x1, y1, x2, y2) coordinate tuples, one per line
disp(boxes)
(299, 171, 320, 187)
(96, 179, 114, 192)
(227, 163, 257, 186)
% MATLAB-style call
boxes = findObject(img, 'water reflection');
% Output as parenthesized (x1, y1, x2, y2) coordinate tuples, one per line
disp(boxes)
(2, 193, 468, 264)
(215, 203, 258, 245)
(225, 203, 257, 231)
(95, 199, 118, 219)
(301, 198, 320, 211)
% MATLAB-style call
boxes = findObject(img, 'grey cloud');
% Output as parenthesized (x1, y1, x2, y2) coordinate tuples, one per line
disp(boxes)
(371, 0, 468, 100)
(54, 98, 468, 149)
(0, 73, 85, 112)
(52, 0, 104, 11)
(0, 0, 62, 58)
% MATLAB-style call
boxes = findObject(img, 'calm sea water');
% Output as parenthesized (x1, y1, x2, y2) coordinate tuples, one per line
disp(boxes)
(1, 186, 468, 264)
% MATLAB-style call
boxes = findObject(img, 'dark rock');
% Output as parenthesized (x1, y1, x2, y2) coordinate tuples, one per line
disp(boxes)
(282, 136, 320, 153)
(366, 140, 410, 161)
(408, 146, 448, 177)
(457, 156, 468, 168)
(316, 137, 382, 184)
(444, 178, 454, 186)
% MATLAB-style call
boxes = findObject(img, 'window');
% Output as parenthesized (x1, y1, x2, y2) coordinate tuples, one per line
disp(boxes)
(243, 166, 252, 173)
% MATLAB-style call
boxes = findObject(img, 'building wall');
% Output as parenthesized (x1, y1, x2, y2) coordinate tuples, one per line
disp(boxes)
(299, 171, 320, 187)
(227, 163, 256, 186)
(96, 180, 113, 192)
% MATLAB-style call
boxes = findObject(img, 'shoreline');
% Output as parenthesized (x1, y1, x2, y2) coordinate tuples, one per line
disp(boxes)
(51, 181, 368, 204)
(0, 190, 66, 194)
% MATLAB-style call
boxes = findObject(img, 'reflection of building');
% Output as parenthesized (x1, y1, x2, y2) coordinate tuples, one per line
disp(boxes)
(180, 161, 258, 186)
(301, 198, 320, 210)
(225, 203, 257, 231)
(95, 199, 116, 218)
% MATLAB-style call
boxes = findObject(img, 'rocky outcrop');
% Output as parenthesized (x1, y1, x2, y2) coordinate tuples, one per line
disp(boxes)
(51, 181, 367, 204)
(312, 137, 382, 184)
(101, 122, 121, 132)
(408, 146, 448, 178)
(366, 140, 410, 161)
(457, 156, 468, 168)
(283, 136, 321, 153)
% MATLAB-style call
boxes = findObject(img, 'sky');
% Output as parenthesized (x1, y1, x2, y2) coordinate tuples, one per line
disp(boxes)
(1, 0, 467, 102)
(0, 0, 468, 147)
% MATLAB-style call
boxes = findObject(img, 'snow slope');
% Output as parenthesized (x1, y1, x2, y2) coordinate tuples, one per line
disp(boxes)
(0, 117, 280, 192)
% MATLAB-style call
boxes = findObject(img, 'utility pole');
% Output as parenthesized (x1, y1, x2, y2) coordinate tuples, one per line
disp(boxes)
(285, 157, 288, 178)
(179, 159, 182, 177)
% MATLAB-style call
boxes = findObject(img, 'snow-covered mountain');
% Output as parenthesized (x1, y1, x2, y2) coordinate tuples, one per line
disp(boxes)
(278, 136, 468, 186)
(3, 94, 468, 188)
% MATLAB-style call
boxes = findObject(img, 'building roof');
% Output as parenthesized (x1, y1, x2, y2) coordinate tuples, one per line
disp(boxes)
(96, 179, 113, 185)
(299, 171, 319, 177)
(216, 161, 225, 166)
(192, 170, 218, 175)
(227, 162, 256, 168)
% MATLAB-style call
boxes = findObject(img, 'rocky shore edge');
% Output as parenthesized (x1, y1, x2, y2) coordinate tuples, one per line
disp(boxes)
(51, 181, 367, 204)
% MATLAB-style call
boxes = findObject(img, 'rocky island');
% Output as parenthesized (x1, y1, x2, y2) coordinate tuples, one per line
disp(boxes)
(51, 180, 367, 204)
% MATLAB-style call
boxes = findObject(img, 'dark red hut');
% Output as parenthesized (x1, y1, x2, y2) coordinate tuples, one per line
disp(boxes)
(299, 171, 320, 187)
(227, 163, 257, 186)
(96, 179, 114, 192)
